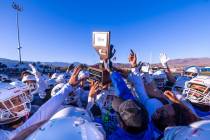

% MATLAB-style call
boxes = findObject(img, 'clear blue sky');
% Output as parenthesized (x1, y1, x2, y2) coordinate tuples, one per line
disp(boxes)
(0, 0, 210, 64)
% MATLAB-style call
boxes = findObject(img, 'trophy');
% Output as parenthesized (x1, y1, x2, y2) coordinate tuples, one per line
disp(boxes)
(92, 32, 110, 60)
(88, 32, 111, 85)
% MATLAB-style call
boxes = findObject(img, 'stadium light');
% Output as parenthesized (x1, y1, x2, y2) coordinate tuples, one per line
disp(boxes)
(12, 2, 23, 64)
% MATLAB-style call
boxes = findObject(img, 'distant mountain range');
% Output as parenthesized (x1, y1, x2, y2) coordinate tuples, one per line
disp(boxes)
(153, 57, 210, 68)
(1, 57, 210, 68)
(0, 58, 79, 67)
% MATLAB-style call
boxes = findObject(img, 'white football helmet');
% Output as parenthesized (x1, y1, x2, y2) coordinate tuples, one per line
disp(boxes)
(55, 74, 67, 84)
(51, 83, 82, 106)
(172, 76, 191, 95)
(183, 75, 210, 106)
(51, 73, 59, 80)
(184, 66, 200, 78)
(152, 70, 167, 88)
(0, 74, 9, 82)
(96, 89, 116, 110)
(0, 83, 31, 124)
(26, 107, 105, 140)
(22, 75, 38, 95)
(163, 120, 210, 140)
(10, 81, 33, 102)
(51, 83, 65, 97)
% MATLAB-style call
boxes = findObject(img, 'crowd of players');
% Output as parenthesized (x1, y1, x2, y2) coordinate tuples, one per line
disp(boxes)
(0, 50, 210, 140)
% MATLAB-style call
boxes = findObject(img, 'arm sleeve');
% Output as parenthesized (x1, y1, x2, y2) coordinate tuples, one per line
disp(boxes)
(0, 129, 11, 140)
(11, 83, 73, 138)
(36, 75, 48, 99)
(86, 96, 95, 111)
(128, 72, 149, 105)
(110, 71, 134, 100)
(128, 70, 163, 119)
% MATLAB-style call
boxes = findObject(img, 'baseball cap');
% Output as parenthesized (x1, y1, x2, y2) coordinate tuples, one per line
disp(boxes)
(112, 97, 148, 130)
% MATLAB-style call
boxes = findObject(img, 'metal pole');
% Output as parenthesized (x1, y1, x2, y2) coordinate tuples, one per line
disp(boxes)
(16, 11, 22, 64)
(12, 2, 23, 64)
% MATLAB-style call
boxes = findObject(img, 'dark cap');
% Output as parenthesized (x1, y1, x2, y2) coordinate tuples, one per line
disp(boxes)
(112, 97, 148, 129)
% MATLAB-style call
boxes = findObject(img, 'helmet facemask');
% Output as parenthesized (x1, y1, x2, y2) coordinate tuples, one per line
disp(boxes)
(184, 83, 210, 106)
(0, 90, 31, 124)
(154, 78, 166, 88)
(183, 72, 198, 78)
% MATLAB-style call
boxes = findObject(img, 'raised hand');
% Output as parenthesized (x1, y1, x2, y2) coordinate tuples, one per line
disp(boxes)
(68, 66, 82, 86)
(160, 53, 169, 68)
(29, 64, 40, 77)
(89, 81, 100, 98)
(164, 90, 180, 104)
(128, 49, 137, 67)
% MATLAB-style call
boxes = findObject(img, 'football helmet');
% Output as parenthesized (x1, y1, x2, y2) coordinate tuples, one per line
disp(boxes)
(0, 83, 31, 124)
(163, 120, 210, 140)
(26, 107, 105, 140)
(51, 83, 65, 97)
(183, 66, 200, 78)
(22, 75, 38, 95)
(0, 74, 9, 82)
(51, 83, 82, 106)
(183, 75, 210, 106)
(152, 70, 167, 88)
(51, 73, 59, 80)
(55, 74, 67, 84)
(172, 76, 191, 95)
(10, 81, 32, 102)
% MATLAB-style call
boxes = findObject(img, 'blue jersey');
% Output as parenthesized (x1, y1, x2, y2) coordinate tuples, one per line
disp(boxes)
(108, 123, 154, 140)
(194, 106, 210, 118)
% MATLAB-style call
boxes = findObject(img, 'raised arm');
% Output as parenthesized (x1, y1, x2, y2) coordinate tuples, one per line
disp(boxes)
(127, 50, 163, 118)
(29, 64, 48, 99)
(160, 53, 176, 83)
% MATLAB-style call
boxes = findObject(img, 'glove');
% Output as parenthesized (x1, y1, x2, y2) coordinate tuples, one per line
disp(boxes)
(160, 53, 169, 68)
(29, 64, 40, 77)
(109, 44, 116, 60)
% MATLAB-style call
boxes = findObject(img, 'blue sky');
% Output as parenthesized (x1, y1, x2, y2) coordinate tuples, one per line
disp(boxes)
(0, 0, 210, 64)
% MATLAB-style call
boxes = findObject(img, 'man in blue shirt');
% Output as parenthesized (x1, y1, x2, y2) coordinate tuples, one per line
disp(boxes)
(109, 97, 154, 140)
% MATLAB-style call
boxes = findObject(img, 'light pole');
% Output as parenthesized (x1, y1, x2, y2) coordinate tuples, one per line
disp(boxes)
(12, 2, 23, 64)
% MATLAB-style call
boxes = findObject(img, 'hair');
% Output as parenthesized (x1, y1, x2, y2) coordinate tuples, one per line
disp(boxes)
(118, 102, 149, 134)
(152, 103, 199, 132)
(20, 71, 31, 79)
(152, 108, 175, 132)
(172, 103, 200, 125)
